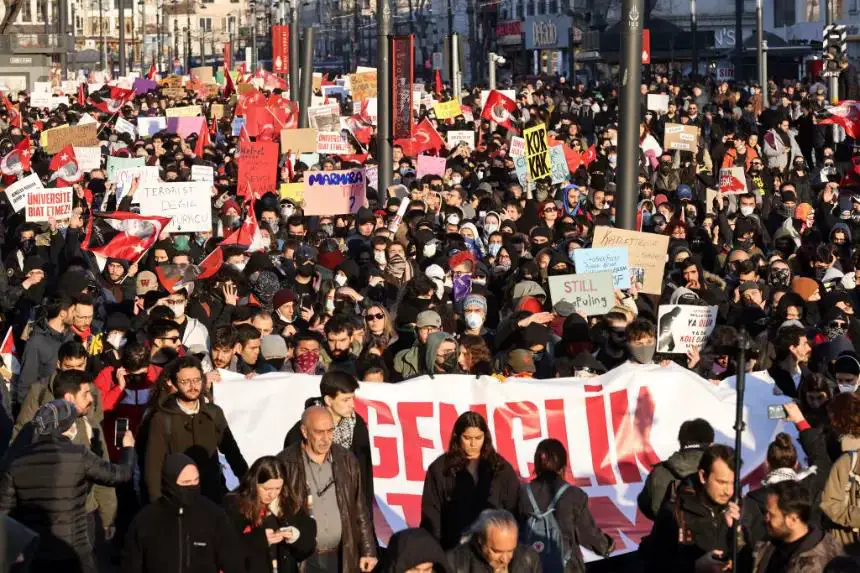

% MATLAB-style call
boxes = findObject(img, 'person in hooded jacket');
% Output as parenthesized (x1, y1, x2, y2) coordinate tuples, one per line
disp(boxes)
(377, 527, 451, 573)
(16, 294, 74, 409)
(123, 453, 245, 573)
(0, 398, 135, 573)
(637, 419, 715, 521)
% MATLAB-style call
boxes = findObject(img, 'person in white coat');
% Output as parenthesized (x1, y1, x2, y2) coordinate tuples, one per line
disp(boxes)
(763, 118, 803, 173)
(164, 288, 210, 351)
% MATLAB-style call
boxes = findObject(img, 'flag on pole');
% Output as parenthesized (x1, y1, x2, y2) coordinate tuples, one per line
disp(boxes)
(81, 211, 171, 271)
(481, 90, 518, 130)
(147, 59, 157, 80)
(49, 145, 82, 186)
(817, 100, 860, 139)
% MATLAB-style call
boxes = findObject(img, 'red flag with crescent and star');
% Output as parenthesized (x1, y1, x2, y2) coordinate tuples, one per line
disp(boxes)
(481, 90, 517, 131)
(81, 211, 171, 270)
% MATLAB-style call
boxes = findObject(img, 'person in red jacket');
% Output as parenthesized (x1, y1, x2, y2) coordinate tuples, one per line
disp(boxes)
(93, 342, 162, 461)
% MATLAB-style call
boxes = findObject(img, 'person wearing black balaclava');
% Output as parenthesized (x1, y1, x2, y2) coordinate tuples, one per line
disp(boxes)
(593, 314, 629, 371)
(123, 454, 245, 573)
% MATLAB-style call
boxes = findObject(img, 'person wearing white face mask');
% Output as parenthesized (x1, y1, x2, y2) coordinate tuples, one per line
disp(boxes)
(160, 289, 210, 351)
(460, 294, 494, 350)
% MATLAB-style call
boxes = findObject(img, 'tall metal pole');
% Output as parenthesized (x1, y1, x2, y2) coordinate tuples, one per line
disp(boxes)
(99, 0, 105, 70)
(186, 9, 192, 72)
(756, 0, 764, 89)
(174, 19, 179, 72)
(131, 2, 136, 71)
(377, 0, 392, 196)
(451, 32, 461, 99)
(690, 0, 697, 77)
(142, 0, 147, 70)
(250, 0, 257, 71)
(733, 0, 742, 80)
(298, 27, 314, 128)
(446, 0, 452, 38)
(118, 0, 127, 75)
(617, 0, 643, 231)
(730, 328, 750, 569)
(289, 1, 299, 101)
(825, 0, 838, 104)
(488, 52, 496, 90)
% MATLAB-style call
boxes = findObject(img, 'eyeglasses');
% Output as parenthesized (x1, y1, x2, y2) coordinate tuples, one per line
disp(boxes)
(544, 206, 557, 213)
(365, 313, 385, 321)
(176, 377, 202, 387)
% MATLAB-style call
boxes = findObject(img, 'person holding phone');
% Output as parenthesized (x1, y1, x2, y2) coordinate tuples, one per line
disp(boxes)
(224, 456, 316, 573)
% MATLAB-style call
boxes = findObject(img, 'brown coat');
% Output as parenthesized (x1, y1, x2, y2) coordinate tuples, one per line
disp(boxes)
(277, 443, 376, 573)
(751, 528, 842, 573)
(820, 436, 860, 554)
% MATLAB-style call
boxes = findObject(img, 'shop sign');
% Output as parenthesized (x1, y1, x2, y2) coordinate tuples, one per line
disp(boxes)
(496, 20, 522, 46)
(524, 16, 571, 50)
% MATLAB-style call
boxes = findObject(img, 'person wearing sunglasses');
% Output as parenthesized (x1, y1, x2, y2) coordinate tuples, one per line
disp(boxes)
(363, 305, 395, 349)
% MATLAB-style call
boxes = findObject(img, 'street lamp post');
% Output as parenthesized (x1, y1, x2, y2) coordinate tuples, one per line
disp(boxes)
(250, 0, 257, 71)
(174, 19, 179, 71)
(119, 0, 127, 75)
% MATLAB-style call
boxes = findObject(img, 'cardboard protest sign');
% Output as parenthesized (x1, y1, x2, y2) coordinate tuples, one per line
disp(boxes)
(350, 71, 377, 102)
(548, 271, 614, 316)
(280, 128, 318, 154)
(447, 131, 475, 150)
(646, 94, 669, 113)
(657, 304, 719, 354)
(548, 146, 570, 184)
(73, 147, 101, 171)
(161, 87, 187, 99)
(115, 117, 136, 137)
(509, 136, 525, 157)
(211, 104, 227, 119)
(26, 187, 72, 222)
(307, 104, 340, 132)
(161, 75, 183, 88)
(591, 226, 669, 295)
(416, 155, 447, 179)
(45, 123, 98, 154)
(719, 167, 747, 194)
(107, 156, 146, 182)
(5, 173, 42, 213)
(573, 247, 630, 289)
(137, 182, 211, 233)
(315, 131, 351, 154)
(663, 123, 699, 152)
(279, 182, 304, 204)
(138, 117, 168, 137)
(190, 67, 214, 83)
(303, 169, 366, 215)
(524, 123, 550, 180)
(238, 140, 278, 198)
(165, 105, 201, 117)
(191, 165, 214, 184)
(433, 99, 461, 120)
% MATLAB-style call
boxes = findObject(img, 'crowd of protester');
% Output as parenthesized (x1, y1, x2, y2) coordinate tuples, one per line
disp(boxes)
(0, 65, 857, 573)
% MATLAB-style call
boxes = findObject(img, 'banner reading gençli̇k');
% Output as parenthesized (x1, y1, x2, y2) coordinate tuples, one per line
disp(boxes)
(391, 35, 414, 140)
(216, 363, 790, 558)
(303, 169, 366, 216)
(272, 26, 289, 74)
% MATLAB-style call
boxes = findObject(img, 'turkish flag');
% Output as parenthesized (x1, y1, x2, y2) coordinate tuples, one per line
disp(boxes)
(82, 211, 171, 270)
(817, 100, 860, 139)
(394, 118, 445, 157)
(49, 145, 82, 186)
(481, 90, 517, 130)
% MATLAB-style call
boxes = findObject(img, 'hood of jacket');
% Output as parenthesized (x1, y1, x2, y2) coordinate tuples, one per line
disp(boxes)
(382, 528, 450, 573)
(424, 331, 458, 375)
(830, 222, 853, 244)
(664, 447, 705, 478)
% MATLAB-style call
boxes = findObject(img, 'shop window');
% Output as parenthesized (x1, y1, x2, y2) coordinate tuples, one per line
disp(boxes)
(526, 0, 534, 15)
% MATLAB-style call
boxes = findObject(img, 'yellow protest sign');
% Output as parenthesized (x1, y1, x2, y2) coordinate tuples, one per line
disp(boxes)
(433, 99, 461, 120)
(279, 182, 304, 204)
(350, 71, 377, 103)
(165, 105, 202, 117)
(524, 123, 550, 180)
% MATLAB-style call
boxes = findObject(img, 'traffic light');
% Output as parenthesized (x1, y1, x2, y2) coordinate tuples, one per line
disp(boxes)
(823, 24, 848, 77)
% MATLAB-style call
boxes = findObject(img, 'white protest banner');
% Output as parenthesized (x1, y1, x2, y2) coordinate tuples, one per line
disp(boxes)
(307, 104, 341, 132)
(137, 117, 168, 137)
(217, 364, 789, 555)
(191, 165, 214, 184)
(61, 80, 79, 95)
(4, 173, 42, 213)
(719, 167, 748, 194)
(548, 271, 614, 316)
(73, 146, 102, 171)
(315, 131, 351, 154)
(447, 130, 475, 150)
(657, 304, 719, 354)
(573, 247, 631, 289)
(137, 181, 212, 233)
(26, 187, 72, 222)
(115, 116, 136, 137)
(509, 136, 525, 157)
(646, 93, 669, 113)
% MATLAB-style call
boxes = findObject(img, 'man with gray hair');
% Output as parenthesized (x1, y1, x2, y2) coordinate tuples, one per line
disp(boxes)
(278, 406, 377, 573)
(447, 509, 542, 573)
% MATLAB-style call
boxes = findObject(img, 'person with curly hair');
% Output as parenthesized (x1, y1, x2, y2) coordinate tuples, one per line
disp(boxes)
(820, 391, 860, 553)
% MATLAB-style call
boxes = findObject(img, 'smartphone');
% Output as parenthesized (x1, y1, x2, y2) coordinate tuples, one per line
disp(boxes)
(114, 418, 130, 447)
(767, 405, 787, 420)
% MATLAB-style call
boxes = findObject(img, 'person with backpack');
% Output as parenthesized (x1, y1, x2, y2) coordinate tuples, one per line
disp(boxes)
(637, 418, 714, 521)
(517, 439, 614, 573)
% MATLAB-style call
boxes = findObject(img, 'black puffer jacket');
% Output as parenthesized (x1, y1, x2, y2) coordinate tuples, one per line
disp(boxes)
(447, 538, 542, 573)
(0, 434, 134, 571)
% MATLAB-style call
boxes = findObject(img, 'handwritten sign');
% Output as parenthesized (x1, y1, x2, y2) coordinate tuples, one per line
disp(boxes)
(303, 169, 366, 215)
(45, 123, 98, 154)
(315, 131, 351, 154)
(573, 247, 630, 289)
(117, 166, 161, 202)
(115, 116, 137, 137)
(167, 116, 206, 139)
(26, 187, 72, 222)
(719, 166, 747, 194)
(5, 173, 43, 213)
(73, 146, 102, 171)
(433, 99, 461, 120)
(664, 123, 699, 152)
(548, 145, 570, 184)
(138, 116, 168, 137)
(161, 87, 187, 99)
(447, 130, 475, 150)
(133, 78, 158, 95)
(107, 156, 146, 181)
(592, 226, 670, 295)
(165, 105, 201, 117)
(350, 71, 377, 102)
(365, 165, 378, 191)
(190, 66, 213, 83)
(191, 165, 214, 184)
(657, 305, 718, 354)
(647, 93, 669, 113)
(137, 182, 212, 233)
(510, 136, 525, 157)
(524, 123, 550, 180)
(548, 271, 614, 316)
(238, 140, 278, 198)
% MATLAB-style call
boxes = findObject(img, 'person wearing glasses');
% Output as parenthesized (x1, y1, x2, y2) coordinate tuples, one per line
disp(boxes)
(144, 356, 248, 504)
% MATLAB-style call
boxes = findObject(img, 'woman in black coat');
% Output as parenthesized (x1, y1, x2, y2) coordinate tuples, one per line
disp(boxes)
(420, 411, 520, 550)
(223, 456, 316, 573)
(518, 438, 614, 573)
